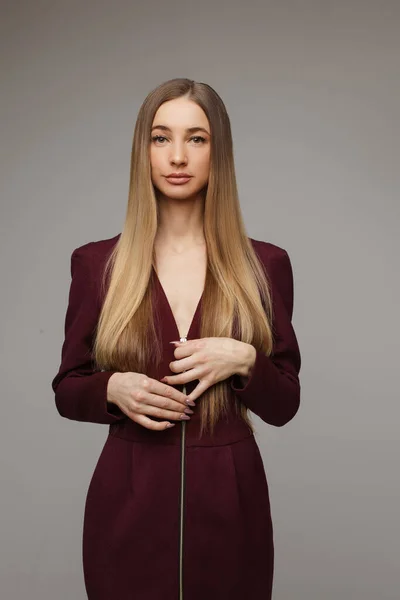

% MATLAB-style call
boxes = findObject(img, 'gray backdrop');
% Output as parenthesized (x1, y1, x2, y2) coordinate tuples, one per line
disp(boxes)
(1, 1, 399, 598)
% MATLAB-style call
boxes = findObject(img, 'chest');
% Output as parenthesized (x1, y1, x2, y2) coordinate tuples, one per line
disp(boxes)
(154, 249, 207, 339)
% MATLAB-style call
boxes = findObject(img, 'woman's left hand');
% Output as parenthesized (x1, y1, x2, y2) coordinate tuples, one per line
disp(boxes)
(160, 337, 256, 403)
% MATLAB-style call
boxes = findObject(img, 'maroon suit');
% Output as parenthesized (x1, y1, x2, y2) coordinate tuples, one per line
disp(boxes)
(51, 234, 301, 599)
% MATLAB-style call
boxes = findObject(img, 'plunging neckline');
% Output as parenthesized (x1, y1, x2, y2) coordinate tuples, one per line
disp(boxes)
(152, 265, 204, 341)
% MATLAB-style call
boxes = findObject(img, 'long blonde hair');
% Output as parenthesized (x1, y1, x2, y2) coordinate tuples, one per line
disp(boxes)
(93, 78, 274, 437)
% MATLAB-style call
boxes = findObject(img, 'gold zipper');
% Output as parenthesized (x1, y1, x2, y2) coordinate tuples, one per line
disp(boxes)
(179, 335, 187, 600)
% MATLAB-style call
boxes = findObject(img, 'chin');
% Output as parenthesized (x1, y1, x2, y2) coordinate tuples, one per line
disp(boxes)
(157, 182, 198, 195)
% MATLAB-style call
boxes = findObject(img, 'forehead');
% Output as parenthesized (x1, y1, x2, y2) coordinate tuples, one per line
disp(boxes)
(152, 98, 209, 129)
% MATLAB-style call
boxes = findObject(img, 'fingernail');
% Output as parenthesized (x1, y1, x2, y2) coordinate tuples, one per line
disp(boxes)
(185, 399, 196, 406)
(169, 341, 181, 344)
(184, 408, 194, 414)
(180, 414, 191, 420)
(166, 423, 175, 428)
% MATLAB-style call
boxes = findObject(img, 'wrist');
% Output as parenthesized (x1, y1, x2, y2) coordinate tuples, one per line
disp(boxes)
(236, 343, 256, 378)
(107, 372, 123, 404)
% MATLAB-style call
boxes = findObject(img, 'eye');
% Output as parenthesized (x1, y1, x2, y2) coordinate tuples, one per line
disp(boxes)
(190, 136, 206, 144)
(151, 135, 167, 144)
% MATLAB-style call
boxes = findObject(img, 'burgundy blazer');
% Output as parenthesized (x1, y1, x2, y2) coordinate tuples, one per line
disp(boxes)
(51, 234, 301, 429)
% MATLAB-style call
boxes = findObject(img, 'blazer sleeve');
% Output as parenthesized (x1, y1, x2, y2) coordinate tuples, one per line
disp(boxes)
(51, 245, 126, 424)
(230, 247, 301, 427)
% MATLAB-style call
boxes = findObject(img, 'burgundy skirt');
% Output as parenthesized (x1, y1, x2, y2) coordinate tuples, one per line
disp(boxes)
(82, 418, 274, 600)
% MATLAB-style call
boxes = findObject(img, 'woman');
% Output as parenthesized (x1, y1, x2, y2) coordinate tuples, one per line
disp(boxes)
(51, 78, 301, 600)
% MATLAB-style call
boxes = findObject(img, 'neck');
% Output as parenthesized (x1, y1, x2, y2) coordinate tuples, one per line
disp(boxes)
(155, 193, 206, 253)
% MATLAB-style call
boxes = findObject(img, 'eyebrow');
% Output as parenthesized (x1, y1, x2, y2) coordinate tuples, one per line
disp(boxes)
(151, 125, 210, 135)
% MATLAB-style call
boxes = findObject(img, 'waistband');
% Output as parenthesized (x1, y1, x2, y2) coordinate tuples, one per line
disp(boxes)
(109, 412, 254, 447)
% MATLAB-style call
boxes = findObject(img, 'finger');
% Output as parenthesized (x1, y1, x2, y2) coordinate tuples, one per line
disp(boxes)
(171, 342, 195, 358)
(140, 402, 193, 422)
(153, 381, 191, 405)
(171, 339, 207, 360)
(185, 379, 211, 403)
(169, 354, 196, 373)
(133, 413, 176, 431)
(161, 368, 200, 386)
(142, 392, 193, 414)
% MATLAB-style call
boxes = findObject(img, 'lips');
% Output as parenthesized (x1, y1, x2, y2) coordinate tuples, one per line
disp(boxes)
(165, 176, 192, 185)
(166, 174, 192, 178)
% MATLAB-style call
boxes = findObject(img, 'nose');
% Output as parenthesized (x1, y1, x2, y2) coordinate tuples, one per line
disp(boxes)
(170, 141, 188, 166)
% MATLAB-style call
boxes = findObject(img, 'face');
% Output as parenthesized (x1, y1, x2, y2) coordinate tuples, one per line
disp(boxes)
(149, 97, 211, 200)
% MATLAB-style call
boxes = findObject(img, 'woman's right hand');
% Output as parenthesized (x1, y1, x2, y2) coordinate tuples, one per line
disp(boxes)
(106, 372, 195, 430)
